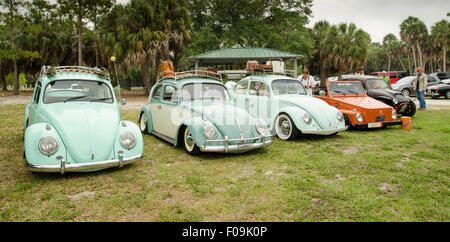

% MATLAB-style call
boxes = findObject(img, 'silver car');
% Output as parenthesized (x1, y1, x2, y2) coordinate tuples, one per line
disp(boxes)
(392, 75, 440, 97)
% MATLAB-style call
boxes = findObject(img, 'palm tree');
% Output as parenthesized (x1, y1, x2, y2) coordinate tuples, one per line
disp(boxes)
(311, 20, 333, 86)
(431, 20, 449, 72)
(383, 33, 397, 71)
(400, 17, 428, 69)
(331, 23, 370, 79)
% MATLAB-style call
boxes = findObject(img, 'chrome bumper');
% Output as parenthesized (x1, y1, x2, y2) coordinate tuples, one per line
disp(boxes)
(201, 135, 272, 153)
(29, 153, 142, 174)
(301, 126, 348, 135)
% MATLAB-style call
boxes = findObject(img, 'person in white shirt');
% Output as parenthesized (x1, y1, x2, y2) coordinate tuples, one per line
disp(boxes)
(298, 68, 315, 96)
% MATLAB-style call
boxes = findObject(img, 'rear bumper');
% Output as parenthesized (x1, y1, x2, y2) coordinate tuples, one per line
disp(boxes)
(354, 120, 402, 129)
(301, 126, 348, 135)
(201, 135, 272, 153)
(29, 153, 142, 174)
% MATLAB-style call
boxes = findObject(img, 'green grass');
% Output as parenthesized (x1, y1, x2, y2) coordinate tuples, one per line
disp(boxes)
(0, 103, 449, 221)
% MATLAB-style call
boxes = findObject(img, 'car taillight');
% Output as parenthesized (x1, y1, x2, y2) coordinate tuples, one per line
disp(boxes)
(436, 88, 439, 92)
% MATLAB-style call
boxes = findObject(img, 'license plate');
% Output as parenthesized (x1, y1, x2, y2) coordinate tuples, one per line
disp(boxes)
(368, 122, 383, 128)
(376, 116, 385, 122)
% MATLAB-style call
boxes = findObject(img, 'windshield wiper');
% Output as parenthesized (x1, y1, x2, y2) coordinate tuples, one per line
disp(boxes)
(90, 97, 113, 102)
(331, 90, 346, 95)
(64, 95, 88, 103)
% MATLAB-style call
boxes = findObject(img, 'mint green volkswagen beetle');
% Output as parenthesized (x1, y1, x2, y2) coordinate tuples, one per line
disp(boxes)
(24, 66, 143, 174)
(138, 71, 272, 155)
(230, 74, 347, 140)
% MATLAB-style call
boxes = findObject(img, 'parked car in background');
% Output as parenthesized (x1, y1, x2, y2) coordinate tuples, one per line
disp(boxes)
(368, 71, 408, 84)
(24, 66, 143, 174)
(392, 75, 439, 97)
(339, 75, 416, 117)
(429, 72, 450, 84)
(138, 71, 272, 155)
(429, 83, 450, 99)
(231, 74, 347, 140)
(315, 81, 401, 129)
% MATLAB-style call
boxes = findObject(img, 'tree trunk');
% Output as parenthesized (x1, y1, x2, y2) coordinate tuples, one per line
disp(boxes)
(337, 63, 343, 80)
(142, 58, 152, 95)
(320, 61, 327, 87)
(411, 45, 417, 71)
(387, 56, 391, 72)
(443, 44, 447, 72)
(416, 41, 424, 68)
(11, 17, 18, 95)
(77, 15, 83, 66)
(397, 56, 407, 72)
(94, 19, 99, 67)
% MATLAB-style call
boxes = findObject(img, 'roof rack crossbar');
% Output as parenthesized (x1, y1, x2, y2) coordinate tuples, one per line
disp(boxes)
(159, 70, 223, 82)
(41, 65, 110, 78)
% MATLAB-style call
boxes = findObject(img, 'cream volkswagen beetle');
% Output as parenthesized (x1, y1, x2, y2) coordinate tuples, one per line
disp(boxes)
(138, 71, 272, 155)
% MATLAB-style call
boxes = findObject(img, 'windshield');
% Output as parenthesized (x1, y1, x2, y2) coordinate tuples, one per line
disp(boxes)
(182, 83, 230, 101)
(271, 79, 307, 95)
(328, 82, 365, 95)
(366, 79, 391, 90)
(43, 80, 114, 104)
(395, 77, 415, 85)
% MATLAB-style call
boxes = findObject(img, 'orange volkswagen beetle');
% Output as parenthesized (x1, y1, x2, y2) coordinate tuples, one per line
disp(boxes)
(315, 81, 402, 129)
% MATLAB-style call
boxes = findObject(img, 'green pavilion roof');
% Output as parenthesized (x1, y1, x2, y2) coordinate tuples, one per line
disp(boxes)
(188, 47, 304, 63)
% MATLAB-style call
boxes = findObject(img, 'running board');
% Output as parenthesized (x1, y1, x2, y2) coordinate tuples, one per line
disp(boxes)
(151, 131, 175, 144)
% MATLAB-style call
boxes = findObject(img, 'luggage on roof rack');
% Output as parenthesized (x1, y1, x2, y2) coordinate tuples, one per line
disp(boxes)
(40, 65, 110, 79)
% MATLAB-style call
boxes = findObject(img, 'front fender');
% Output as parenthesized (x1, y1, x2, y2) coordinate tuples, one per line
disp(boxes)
(276, 106, 318, 132)
(175, 117, 210, 148)
(24, 123, 67, 166)
(114, 120, 144, 159)
(140, 104, 153, 133)
(24, 104, 30, 128)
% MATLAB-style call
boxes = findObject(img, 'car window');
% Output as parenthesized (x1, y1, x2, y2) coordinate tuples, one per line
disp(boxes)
(366, 79, 390, 90)
(235, 80, 249, 95)
(43, 80, 113, 104)
(152, 85, 162, 101)
(34, 82, 42, 103)
(249, 81, 269, 96)
(162, 85, 178, 104)
(271, 79, 307, 95)
(182, 83, 230, 101)
(328, 82, 365, 95)
(437, 72, 450, 80)
(428, 76, 436, 83)
(389, 73, 397, 79)
(396, 77, 415, 85)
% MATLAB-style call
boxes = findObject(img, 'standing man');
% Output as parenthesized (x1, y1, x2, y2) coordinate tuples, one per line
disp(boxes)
(413, 67, 428, 111)
(298, 68, 315, 96)
(381, 71, 390, 86)
(356, 67, 365, 76)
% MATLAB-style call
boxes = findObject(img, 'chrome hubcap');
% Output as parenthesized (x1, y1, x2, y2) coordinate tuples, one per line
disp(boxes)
(402, 90, 409, 96)
(185, 128, 195, 152)
(277, 115, 292, 139)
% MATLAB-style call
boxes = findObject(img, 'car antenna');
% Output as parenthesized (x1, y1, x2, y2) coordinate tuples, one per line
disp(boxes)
(111, 56, 121, 102)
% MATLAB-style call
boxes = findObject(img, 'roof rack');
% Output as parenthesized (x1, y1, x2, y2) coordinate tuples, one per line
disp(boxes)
(159, 70, 223, 82)
(40, 65, 110, 79)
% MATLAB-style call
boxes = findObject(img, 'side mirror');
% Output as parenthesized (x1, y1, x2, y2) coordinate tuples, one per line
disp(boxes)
(319, 90, 326, 96)
(121, 99, 127, 105)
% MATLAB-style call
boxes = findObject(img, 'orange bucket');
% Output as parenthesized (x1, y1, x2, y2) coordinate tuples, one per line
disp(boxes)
(401, 116, 412, 130)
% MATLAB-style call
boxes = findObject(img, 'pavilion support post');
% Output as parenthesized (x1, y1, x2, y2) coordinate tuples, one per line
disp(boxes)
(293, 58, 298, 78)
(195, 60, 199, 74)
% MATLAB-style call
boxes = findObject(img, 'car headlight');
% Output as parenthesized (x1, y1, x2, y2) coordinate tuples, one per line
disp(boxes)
(120, 132, 136, 149)
(203, 124, 218, 140)
(256, 120, 268, 135)
(393, 98, 399, 105)
(392, 110, 397, 120)
(337, 111, 344, 122)
(38, 136, 59, 156)
(303, 113, 312, 125)
(356, 113, 364, 123)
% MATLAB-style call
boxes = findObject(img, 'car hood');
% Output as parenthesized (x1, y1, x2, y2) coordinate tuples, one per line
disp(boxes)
(328, 96, 392, 110)
(41, 103, 120, 163)
(274, 95, 341, 129)
(185, 100, 258, 139)
(368, 88, 410, 102)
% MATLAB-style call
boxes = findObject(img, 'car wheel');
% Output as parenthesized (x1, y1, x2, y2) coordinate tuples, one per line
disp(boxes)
(139, 113, 148, 133)
(275, 114, 299, 140)
(446, 91, 450, 99)
(401, 89, 410, 97)
(183, 127, 201, 155)
(403, 100, 417, 117)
